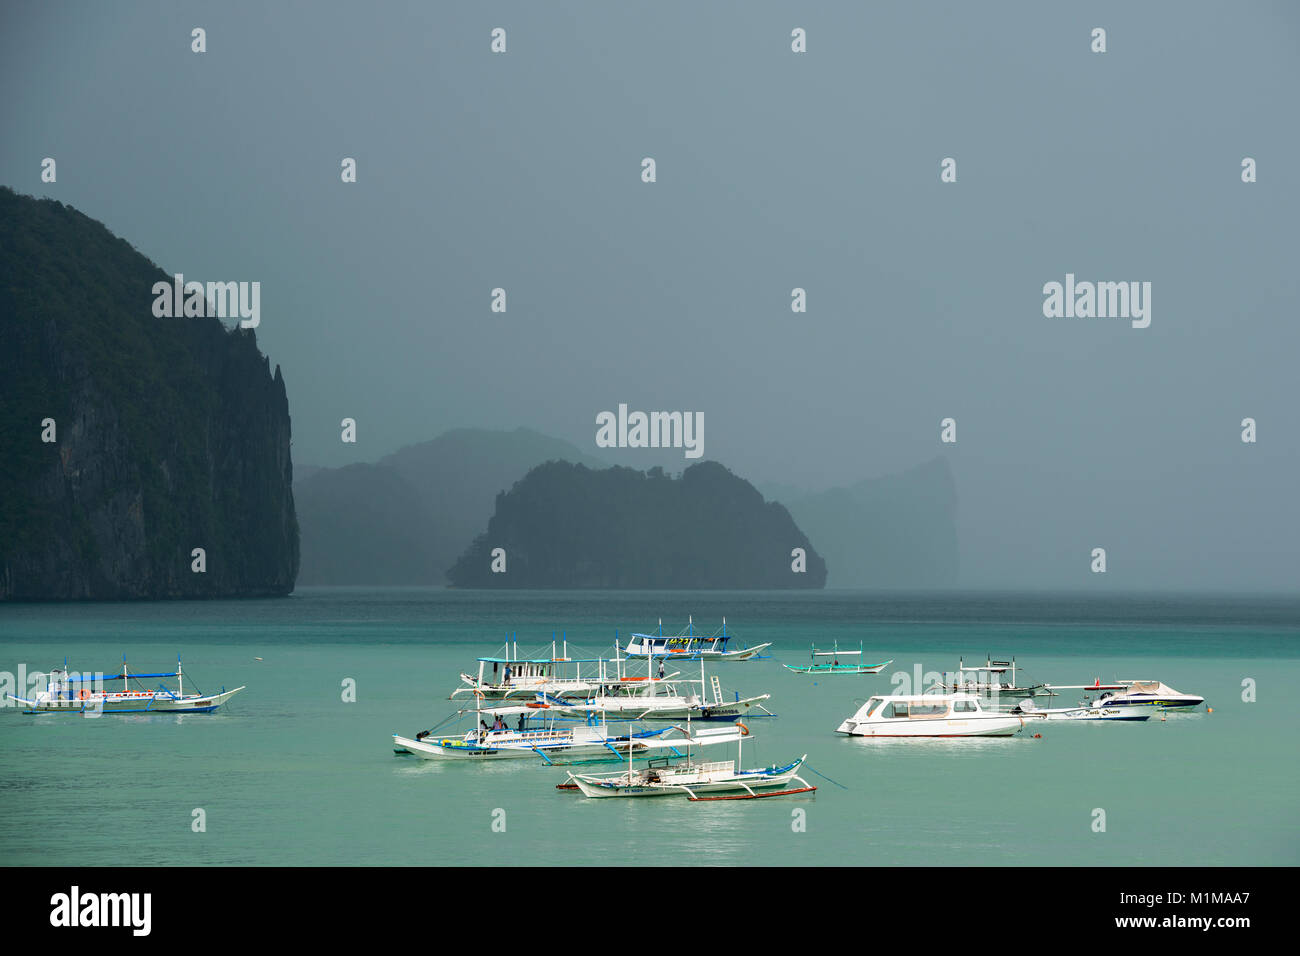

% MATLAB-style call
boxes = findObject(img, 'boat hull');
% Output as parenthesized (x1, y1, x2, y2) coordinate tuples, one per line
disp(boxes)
(10, 687, 244, 714)
(785, 659, 892, 675)
(1018, 705, 1150, 722)
(625, 644, 771, 662)
(557, 696, 768, 722)
(568, 759, 808, 799)
(836, 715, 1025, 737)
(392, 730, 674, 761)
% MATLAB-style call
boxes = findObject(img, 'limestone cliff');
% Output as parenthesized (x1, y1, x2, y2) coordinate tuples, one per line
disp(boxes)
(0, 187, 298, 599)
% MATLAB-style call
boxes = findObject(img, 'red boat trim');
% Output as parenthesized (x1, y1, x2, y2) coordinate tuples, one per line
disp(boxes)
(688, 786, 817, 801)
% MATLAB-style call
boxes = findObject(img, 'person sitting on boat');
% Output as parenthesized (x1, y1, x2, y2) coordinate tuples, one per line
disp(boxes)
(415, 730, 431, 740)
(492, 715, 506, 731)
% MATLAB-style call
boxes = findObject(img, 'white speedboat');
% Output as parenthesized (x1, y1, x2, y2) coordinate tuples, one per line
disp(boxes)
(1090, 680, 1204, 712)
(623, 617, 771, 661)
(7, 658, 243, 714)
(835, 693, 1026, 737)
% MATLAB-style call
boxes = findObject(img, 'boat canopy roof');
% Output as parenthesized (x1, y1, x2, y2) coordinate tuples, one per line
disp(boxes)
(630, 633, 724, 642)
(60, 671, 179, 682)
(476, 657, 602, 664)
(868, 693, 983, 703)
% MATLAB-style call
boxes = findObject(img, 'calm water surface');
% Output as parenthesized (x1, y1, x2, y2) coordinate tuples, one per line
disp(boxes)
(2, 589, 1296, 866)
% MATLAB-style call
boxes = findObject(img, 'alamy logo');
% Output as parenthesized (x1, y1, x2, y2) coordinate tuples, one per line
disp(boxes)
(49, 886, 151, 936)
(595, 404, 704, 459)
(151, 273, 260, 328)
(1042, 274, 1151, 329)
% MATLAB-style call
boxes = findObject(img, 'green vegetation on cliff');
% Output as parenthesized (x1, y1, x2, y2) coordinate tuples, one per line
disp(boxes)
(0, 187, 298, 599)
(448, 460, 826, 588)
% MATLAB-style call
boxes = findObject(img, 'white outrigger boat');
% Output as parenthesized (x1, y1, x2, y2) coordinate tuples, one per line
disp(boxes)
(623, 617, 771, 662)
(450, 637, 605, 701)
(553, 656, 773, 723)
(561, 721, 814, 801)
(393, 701, 746, 763)
(931, 656, 1055, 701)
(783, 642, 892, 675)
(836, 693, 1026, 737)
(563, 754, 814, 801)
(6, 658, 244, 714)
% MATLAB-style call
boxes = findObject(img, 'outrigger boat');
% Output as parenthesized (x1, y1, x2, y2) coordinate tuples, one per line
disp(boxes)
(553, 654, 773, 723)
(450, 636, 604, 701)
(561, 720, 814, 801)
(6, 657, 244, 714)
(784, 642, 892, 675)
(623, 617, 771, 662)
(930, 656, 1055, 701)
(836, 693, 1027, 737)
(393, 701, 746, 762)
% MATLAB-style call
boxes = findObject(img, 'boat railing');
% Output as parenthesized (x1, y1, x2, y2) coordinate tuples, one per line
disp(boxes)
(695, 760, 735, 773)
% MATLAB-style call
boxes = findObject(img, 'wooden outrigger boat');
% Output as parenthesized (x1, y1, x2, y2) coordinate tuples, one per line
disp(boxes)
(783, 642, 892, 675)
(930, 656, 1055, 701)
(6, 657, 244, 714)
(554, 654, 773, 723)
(393, 699, 746, 762)
(450, 636, 605, 701)
(563, 755, 814, 800)
(560, 719, 814, 801)
(622, 617, 771, 662)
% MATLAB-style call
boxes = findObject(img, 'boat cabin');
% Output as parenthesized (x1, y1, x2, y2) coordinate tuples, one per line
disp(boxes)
(854, 694, 987, 721)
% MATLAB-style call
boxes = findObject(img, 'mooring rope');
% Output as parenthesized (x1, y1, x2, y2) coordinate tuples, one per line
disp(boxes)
(802, 763, 849, 789)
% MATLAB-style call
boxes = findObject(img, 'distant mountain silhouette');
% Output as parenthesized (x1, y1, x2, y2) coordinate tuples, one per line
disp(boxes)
(780, 457, 959, 588)
(448, 460, 826, 589)
(295, 427, 605, 584)
(293, 463, 440, 584)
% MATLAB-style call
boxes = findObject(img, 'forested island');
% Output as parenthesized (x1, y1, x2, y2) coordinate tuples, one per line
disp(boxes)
(447, 460, 827, 588)
(0, 188, 299, 600)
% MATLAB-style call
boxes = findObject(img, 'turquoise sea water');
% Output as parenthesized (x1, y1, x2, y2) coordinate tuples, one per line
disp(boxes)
(1, 589, 1297, 866)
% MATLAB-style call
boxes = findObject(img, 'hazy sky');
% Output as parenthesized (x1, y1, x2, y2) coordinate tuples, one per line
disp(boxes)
(3, 1, 1297, 590)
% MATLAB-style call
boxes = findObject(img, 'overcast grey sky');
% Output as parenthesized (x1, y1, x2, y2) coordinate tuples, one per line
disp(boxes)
(3, 1, 1297, 591)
